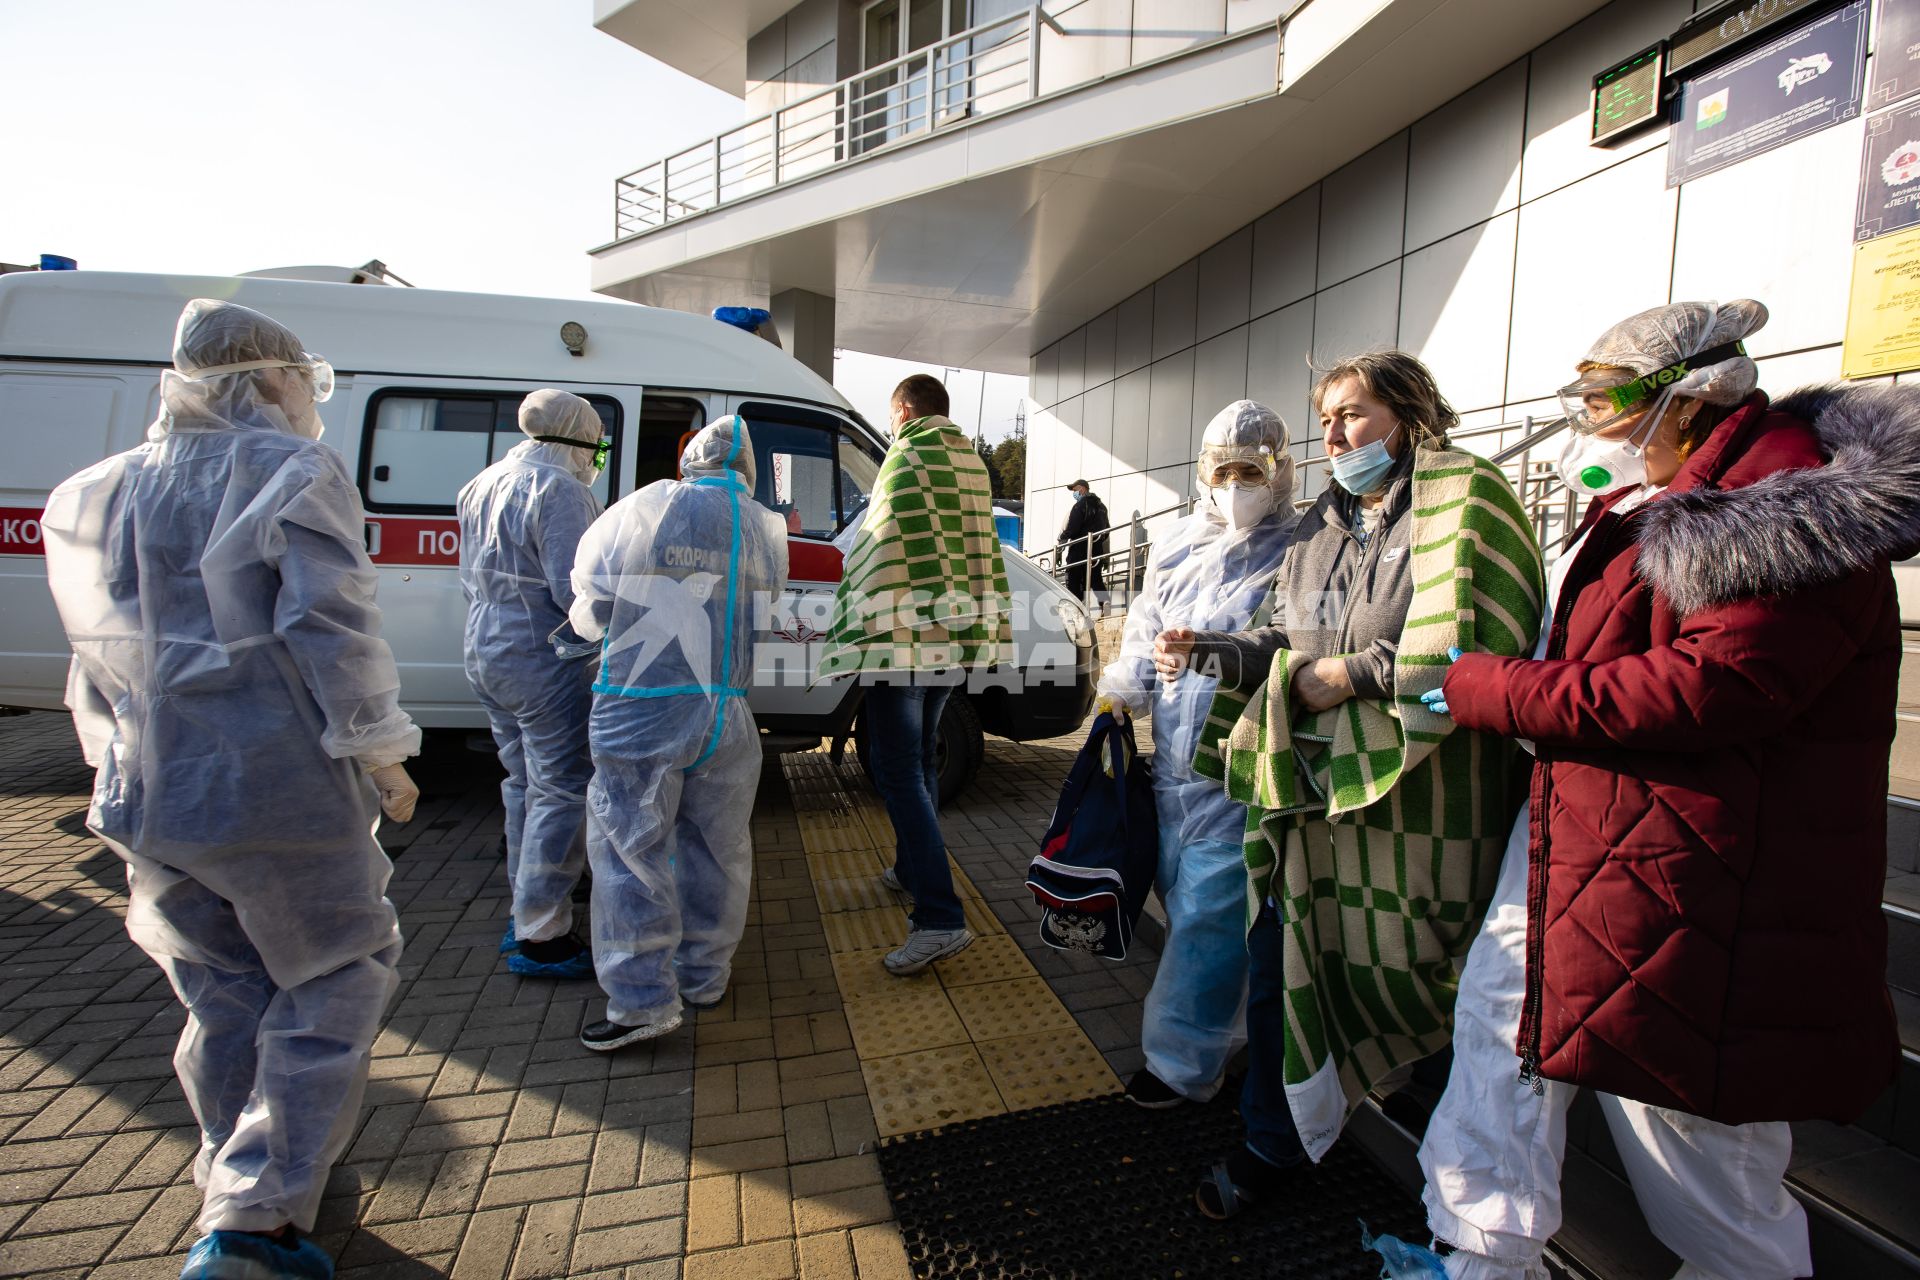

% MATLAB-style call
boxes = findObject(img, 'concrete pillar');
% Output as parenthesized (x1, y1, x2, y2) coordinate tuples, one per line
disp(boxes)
(772, 288, 836, 382)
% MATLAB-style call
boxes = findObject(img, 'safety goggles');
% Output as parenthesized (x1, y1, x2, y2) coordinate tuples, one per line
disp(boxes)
(1557, 340, 1746, 435)
(534, 434, 613, 472)
(182, 353, 336, 402)
(1197, 443, 1279, 488)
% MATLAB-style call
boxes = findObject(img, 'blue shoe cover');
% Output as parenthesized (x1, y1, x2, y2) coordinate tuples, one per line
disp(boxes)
(1359, 1221, 1449, 1278)
(498, 925, 518, 955)
(180, 1230, 334, 1279)
(507, 949, 594, 980)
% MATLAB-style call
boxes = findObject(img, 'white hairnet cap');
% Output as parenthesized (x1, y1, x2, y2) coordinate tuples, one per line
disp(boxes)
(173, 299, 306, 377)
(1199, 399, 1295, 498)
(1581, 299, 1769, 407)
(1201, 399, 1288, 451)
(683, 415, 757, 491)
(519, 388, 601, 443)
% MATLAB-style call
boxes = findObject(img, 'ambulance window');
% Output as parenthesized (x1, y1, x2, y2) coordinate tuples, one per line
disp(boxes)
(359, 390, 623, 514)
(735, 401, 878, 537)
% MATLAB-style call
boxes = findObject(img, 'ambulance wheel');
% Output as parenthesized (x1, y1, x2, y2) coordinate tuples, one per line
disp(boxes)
(855, 693, 984, 809)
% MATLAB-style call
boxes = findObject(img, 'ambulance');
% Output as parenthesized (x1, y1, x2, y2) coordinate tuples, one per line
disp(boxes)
(0, 268, 1094, 802)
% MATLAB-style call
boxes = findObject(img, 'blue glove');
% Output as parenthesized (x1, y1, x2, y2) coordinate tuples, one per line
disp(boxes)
(1418, 646, 1463, 717)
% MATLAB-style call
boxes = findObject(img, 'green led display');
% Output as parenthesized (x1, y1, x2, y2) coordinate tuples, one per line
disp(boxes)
(1592, 42, 1666, 145)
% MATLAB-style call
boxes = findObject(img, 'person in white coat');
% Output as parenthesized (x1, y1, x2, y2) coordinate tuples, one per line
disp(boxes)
(567, 417, 789, 1050)
(40, 299, 420, 1280)
(1095, 400, 1298, 1108)
(458, 389, 605, 979)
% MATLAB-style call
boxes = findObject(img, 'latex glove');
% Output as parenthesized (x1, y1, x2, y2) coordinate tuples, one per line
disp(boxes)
(1093, 693, 1130, 723)
(1418, 647, 1464, 717)
(1152, 627, 1196, 682)
(369, 763, 419, 823)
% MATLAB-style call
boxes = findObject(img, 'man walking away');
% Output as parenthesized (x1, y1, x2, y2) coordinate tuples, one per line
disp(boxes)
(1059, 479, 1109, 603)
(818, 374, 1011, 975)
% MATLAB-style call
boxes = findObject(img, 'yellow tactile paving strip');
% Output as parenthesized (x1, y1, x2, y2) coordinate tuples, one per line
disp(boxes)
(781, 751, 1118, 1139)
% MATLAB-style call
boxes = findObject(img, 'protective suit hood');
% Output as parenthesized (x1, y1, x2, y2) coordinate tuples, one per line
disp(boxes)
(518, 388, 605, 483)
(683, 415, 758, 490)
(158, 299, 328, 442)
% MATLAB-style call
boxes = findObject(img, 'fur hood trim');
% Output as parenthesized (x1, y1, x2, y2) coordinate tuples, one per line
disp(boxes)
(1635, 383, 1920, 616)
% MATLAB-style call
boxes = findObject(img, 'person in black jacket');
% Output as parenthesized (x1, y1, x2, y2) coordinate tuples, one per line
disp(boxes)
(1059, 479, 1110, 601)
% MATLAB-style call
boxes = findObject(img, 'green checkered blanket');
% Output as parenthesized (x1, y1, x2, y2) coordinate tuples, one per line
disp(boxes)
(817, 415, 1012, 679)
(1193, 444, 1543, 1159)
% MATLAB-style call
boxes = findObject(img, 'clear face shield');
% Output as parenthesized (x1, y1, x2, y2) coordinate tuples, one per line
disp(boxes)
(1555, 339, 1747, 436)
(1197, 443, 1279, 489)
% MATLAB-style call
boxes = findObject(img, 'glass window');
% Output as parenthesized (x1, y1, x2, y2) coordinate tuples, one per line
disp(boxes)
(360, 390, 622, 514)
(735, 401, 882, 537)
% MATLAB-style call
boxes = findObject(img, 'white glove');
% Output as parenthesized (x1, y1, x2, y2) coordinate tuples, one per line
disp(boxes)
(1094, 693, 1130, 723)
(369, 763, 419, 824)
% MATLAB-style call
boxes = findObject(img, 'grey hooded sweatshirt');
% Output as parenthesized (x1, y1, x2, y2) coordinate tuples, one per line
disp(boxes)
(1189, 448, 1417, 695)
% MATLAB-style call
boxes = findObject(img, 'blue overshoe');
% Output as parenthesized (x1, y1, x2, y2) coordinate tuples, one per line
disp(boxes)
(179, 1230, 334, 1279)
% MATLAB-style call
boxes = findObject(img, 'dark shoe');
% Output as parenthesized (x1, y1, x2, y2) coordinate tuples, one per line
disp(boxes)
(1125, 1068, 1184, 1109)
(580, 1013, 683, 1052)
(179, 1228, 334, 1278)
(1193, 1148, 1299, 1221)
(683, 990, 726, 1012)
(508, 933, 593, 980)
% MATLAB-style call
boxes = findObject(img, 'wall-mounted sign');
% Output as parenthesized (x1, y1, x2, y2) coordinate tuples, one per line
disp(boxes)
(1843, 223, 1920, 375)
(1667, 0, 1867, 187)
(1592, 43, 1667, 144)
(1858, 96, 1920, 237)
(1871, 0, 1920, 107)
(1669, 0, 1840, 76)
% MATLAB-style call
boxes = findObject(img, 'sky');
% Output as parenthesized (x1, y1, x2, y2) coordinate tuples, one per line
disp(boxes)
(0, 0, 1029, 441)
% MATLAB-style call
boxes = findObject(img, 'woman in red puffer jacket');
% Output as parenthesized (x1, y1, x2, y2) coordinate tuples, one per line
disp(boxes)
(1404, 300, 1915, 1280)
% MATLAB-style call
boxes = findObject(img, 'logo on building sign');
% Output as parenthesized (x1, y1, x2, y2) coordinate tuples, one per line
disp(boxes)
(1696, 88, 1731, 129)
(1778, 51, 1832, 96)
(1886, 144, 1920, 189)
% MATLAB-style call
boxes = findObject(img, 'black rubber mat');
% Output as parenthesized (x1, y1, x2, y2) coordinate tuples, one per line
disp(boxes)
(876, 1090, 1426, 1279)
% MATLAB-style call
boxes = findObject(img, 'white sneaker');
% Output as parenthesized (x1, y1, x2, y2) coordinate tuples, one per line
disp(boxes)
(884, 927, 973, 975)
(880, 865, 907, 894)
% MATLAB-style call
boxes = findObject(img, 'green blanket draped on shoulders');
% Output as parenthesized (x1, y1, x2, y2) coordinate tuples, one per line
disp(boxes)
(1193, 443, 1544, 1160)
(816, 415, 1012, 680)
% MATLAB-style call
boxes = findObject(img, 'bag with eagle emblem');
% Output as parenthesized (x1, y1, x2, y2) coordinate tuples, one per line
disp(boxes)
(1025, 710, 1158, 959)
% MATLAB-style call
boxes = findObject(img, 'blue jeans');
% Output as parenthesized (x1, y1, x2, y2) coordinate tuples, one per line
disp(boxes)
(863, 683, 964, 931)
(1242, 903, 1307, 1169)
(1140, 830, 1249, 1100)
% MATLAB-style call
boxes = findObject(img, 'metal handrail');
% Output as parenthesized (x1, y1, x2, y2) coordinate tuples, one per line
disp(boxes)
(614, 9, 1040, 239)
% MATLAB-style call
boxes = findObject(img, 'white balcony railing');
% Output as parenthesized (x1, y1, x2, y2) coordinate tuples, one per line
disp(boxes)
(614, 9, 1040, 239)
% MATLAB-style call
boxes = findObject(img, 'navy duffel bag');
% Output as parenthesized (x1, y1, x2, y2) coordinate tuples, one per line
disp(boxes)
(1025, 711, 1159, 960)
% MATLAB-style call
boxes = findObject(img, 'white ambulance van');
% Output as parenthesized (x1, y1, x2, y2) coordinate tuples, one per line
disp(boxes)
(0, 269, 1094, 801)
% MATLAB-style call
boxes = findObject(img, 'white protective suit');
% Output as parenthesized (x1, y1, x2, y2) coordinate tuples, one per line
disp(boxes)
(1096, 400, 1298, 1099)
(1416, 490, 1809, 1280)
(458, 389, 604, 943)
(569, 417, 789, 1026)
(40, 298, 415, 1235)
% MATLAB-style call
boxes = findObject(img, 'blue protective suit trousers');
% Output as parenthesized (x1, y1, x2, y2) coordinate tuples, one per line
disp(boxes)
(477, 664, 593, 942)
(131, 860, 399, 1235)
(1138, 829, 1250, 1100)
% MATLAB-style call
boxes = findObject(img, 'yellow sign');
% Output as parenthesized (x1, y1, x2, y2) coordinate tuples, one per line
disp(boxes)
(1843, 224, 1920, 377)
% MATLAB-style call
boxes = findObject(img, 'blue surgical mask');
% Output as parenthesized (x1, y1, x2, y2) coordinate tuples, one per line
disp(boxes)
(1330, 425, 1403, 496)
(1071, 490, 1086, 503)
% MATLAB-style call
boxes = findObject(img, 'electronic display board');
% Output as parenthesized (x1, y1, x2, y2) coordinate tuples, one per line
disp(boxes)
(1669, 0, 1840, 76)
(1592, 43, 1666, 144)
